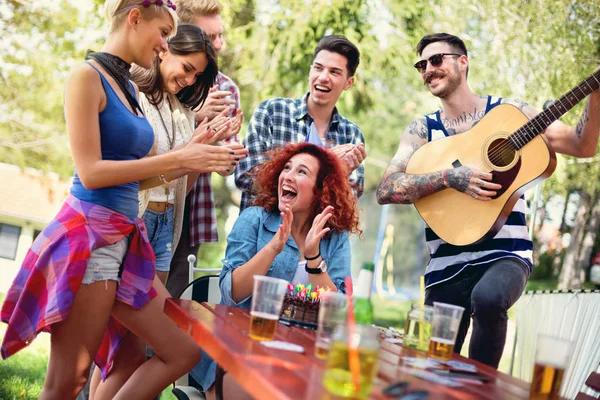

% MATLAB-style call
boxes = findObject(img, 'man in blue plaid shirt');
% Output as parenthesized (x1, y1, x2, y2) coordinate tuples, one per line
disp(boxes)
(235, 35, 367, 210)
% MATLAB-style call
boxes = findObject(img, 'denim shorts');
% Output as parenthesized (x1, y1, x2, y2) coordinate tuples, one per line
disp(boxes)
(82, 237, 129, 285)
(142, 206, 175, 272)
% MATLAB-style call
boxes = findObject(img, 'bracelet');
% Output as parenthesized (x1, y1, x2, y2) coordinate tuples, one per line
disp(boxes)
(304, 251, 321, 261)
(158, 174, 172, 185)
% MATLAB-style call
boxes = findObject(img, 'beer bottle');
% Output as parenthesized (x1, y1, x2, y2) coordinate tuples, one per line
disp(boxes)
(353, 262, 374, 325)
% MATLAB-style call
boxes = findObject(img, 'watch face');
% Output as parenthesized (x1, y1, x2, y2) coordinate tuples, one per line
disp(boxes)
(319, 259, 328, 273)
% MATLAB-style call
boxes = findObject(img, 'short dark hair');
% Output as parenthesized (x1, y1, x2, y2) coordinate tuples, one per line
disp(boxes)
(313, 35, 360, 77)
(416, 33, 468, 57)
(131, 24, 218, 109)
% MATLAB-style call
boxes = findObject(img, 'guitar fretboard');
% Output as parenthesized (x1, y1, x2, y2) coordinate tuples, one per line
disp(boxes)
(509, 70, 600, 150)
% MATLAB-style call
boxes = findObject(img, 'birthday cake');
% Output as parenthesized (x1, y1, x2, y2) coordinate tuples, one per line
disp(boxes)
(279, 283, 325, 325)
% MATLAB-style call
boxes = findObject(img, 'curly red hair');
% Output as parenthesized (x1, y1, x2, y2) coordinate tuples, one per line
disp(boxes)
(253, 142, 361, 234)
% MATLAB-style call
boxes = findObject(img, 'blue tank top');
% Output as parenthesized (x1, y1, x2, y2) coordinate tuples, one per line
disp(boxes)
(422, 96, 533, 288)
(70, 62, 154, 219)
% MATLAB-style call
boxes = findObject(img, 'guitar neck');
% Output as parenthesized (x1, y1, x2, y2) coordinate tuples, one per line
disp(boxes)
(510, 70, 600, 149)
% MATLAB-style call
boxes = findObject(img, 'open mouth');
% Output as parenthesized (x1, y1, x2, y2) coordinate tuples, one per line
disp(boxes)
(314, 84, 331, 93)
(281, 185, 297, 201)
(175, 78, 186, 91)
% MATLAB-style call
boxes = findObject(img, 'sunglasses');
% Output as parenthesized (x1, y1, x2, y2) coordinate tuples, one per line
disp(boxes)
(414, 53, 462, 73)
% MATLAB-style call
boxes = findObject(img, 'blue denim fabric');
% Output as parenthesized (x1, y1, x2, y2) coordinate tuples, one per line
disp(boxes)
(189, 206, 352, 390)
(142, 207, 175, 272)
(220, 206, 351, 308)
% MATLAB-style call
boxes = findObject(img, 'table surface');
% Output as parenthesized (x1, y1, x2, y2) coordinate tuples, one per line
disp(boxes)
(165, 298, 533, 399)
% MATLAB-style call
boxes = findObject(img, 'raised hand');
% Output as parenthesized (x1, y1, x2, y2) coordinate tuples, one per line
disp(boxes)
(195, 87, 236, 122)
(445, 165, 502, 201)
(341, 143, 366, 172)
(304, 206, 334, 258)
(266, 205, 293, 255)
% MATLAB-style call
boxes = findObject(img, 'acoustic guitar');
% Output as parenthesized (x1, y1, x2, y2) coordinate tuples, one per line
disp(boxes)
(405, 70, 600, 246)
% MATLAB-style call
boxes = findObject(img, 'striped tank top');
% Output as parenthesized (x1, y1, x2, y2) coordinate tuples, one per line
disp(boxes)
(423, 95, 533, 289)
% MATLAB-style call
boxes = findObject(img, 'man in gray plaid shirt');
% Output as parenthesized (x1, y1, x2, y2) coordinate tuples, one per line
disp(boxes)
(235, 35, 367, 211)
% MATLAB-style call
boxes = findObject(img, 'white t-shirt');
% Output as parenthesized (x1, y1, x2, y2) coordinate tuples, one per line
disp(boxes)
(292, 260, 308, 284)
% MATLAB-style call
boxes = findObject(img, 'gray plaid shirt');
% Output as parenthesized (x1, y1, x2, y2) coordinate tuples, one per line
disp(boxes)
(235, 93, 365, 210)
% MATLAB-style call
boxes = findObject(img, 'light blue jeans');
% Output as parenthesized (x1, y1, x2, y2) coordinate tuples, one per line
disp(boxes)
(142, 207, 175, 272)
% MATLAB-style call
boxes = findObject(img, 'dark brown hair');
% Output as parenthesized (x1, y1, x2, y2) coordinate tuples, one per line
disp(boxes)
(131, 23, 218, 109)
(313, 35, 360, 77)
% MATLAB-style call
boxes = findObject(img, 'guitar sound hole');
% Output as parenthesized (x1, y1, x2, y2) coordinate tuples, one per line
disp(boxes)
(487, 138, 516, 168)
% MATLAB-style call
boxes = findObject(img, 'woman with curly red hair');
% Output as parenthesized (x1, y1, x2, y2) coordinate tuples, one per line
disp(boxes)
(189, 142, 360, 397)
(224, 141, 360, 302)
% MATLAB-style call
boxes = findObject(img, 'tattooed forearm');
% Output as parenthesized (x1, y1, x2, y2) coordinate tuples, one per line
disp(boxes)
(376, 170, 447, 204)
(576, 103, 589, 138)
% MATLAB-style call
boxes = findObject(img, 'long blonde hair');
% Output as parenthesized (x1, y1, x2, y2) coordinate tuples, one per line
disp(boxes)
(103, 0, 179, 35)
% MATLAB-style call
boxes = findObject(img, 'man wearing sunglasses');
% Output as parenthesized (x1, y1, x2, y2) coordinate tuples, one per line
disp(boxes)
(377, 32, 600, 369)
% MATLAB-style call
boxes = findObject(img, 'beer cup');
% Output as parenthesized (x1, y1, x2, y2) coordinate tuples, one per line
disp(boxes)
(428, 302, 464, 361)
(249, 275, 288, 341)
(529, 335, 573, 400)
(315, 291, 347, 359)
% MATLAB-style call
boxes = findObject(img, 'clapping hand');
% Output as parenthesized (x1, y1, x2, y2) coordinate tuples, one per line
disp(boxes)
(195, 85, 237, 122)
(304, 206, 334, 258)
(266, 205, 293, 255)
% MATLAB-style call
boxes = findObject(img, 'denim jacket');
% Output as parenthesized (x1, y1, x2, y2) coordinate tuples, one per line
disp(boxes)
(219, 206, 351, 309)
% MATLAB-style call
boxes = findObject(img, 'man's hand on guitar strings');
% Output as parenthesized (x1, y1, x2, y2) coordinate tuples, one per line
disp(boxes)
(444, 165, 502, 201)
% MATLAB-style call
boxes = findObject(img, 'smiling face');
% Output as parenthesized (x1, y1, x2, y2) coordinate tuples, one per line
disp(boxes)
(159, 50, 208, 94)
(278, 153, 320, 214)
(132, 9, 175, 69)
(419, 42, 466, 99)
(307, 50, 354, 109)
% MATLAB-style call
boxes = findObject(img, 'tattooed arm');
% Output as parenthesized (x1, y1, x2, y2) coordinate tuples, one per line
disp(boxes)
(376, 117, 500, 204)
(503, 91, 600, 158)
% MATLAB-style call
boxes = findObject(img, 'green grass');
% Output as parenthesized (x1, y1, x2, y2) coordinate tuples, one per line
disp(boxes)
(371, 295, 411, 329)
(0, 292, 176, 399)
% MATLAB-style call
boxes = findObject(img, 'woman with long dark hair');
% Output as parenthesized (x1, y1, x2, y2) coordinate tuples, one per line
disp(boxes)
(132, 23, 244, 285)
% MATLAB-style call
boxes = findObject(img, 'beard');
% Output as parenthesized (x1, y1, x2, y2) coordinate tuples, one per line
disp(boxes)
(426, 65, 462, 99)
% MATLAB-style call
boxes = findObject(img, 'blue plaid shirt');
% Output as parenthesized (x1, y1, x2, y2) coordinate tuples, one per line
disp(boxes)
(235, 93, 365, 210)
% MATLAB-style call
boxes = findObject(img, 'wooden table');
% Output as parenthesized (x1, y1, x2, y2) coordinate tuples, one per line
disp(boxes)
(165, 299, 532, 399)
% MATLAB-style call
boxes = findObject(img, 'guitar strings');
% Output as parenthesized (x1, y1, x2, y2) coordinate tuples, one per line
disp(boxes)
(484, 75, 599, 166)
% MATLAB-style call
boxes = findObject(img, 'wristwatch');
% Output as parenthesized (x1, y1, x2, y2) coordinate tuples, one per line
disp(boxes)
(305, 259, 328, 274)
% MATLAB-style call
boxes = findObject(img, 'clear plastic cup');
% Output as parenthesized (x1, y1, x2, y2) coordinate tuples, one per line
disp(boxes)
(249, 276, 288, 341)
(530, 335, 573, 399)
(315, 291, 347, 359)
(428, 302, 464, 361)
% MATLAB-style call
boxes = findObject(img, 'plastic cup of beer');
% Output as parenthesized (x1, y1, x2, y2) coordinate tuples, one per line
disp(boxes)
(249, 275, 288, 341)
(323, 324, 380, 399)
(529, 335, 573, 400)
(428, 302, 464, 361)
(315, 291, 347, 359)
(403, 302, 434, 352)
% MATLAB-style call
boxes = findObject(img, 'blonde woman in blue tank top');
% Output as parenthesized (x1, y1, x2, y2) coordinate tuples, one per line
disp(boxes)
(0, 1, 244, 399)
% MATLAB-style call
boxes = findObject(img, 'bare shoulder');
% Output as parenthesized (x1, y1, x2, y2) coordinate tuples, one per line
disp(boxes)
(501, 97, 539, 119)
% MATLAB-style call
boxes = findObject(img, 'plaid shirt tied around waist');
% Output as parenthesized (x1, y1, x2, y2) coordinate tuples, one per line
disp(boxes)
(0, 194, 157, 380)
